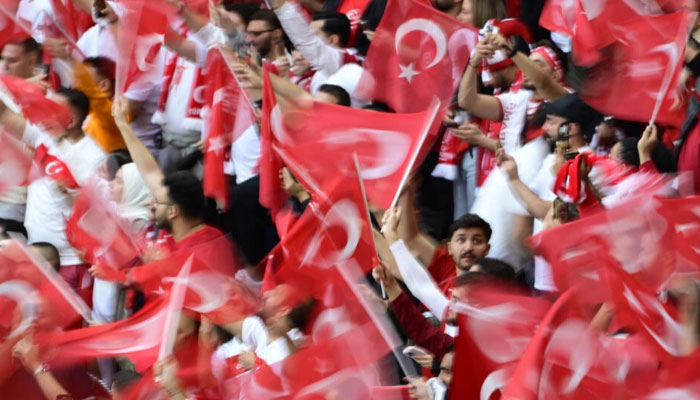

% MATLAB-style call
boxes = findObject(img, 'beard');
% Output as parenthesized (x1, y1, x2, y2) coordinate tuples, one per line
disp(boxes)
(522, 83, 537, 91)
(432, 0, 456, 11)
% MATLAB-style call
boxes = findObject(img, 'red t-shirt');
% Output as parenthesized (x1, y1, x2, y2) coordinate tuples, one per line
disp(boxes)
(174, 225, 224, 252)
(427, 247, 457, 298)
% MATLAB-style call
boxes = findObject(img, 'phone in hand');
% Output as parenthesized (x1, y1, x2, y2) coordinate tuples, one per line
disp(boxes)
(94, 0, 107, 18)
(402, 346, 430, 358)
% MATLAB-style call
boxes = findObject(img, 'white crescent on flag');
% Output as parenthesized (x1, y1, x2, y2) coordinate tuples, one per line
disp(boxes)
(395, 18, 447, 69)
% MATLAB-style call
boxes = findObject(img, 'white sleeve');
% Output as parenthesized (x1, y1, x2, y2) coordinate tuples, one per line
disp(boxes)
(389, 240, 450, 319)
(274, 2, 343, 74)
(191, 23, 228, 50)
(242, 316, 269, 354)
(21, 123, 45, 148)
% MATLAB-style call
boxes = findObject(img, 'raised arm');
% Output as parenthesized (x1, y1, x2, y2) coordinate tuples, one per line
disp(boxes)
(390, 186, 438, 268)
(270, 0, 343, 74)
(498, 150, 551, 220)
(112, 96, 165, 195)
(457, 37, 503, 121)
(491, 34, 567, 103)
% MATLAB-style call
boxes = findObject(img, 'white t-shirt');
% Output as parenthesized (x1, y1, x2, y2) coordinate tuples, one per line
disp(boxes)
(23, 124, 105, 266)
(226, 125, 261, 184)
(76, 24, 119, 61)
(494, 89, 534, 154)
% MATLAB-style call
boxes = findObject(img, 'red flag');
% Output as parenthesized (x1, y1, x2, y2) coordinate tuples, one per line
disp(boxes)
(0, 240, 91, 334)
(0, 132, 32, 197)
(259, 66, 288, 211)
(65, 182, 139, 270)
(202, 48, 256, 209)
(539, 0, 607, 66)
(355, 0, 478, 112)
(115, 0, 174, 93)
(31, 143, 81, 189)
(270, 154, 380, 281)
(0, 74, 71, 133)
(0, 2, 31, 48)
(449, 282, 551, 400)
(501, 284, 659, 399)
(581, 11, 695, 127)
(275, 98, 441, 209)
(128, 244, 258, 325)
(49, 0, 93, 42)
(36, 296, 169, 372)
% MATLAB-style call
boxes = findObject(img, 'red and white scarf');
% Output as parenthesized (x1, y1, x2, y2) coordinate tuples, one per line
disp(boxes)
(151, 22, 206, 132)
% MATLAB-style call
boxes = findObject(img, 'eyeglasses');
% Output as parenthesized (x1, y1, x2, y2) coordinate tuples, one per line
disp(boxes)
(153, 198, 173, 206)
(246, 29, 275, 37)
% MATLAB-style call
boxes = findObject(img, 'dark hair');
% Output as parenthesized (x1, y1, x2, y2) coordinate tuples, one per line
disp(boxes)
(249, 9, 282, 30)
(454, 259, 517, 287)
(312, 11, 351, 47)
(163, 171, 206, 219)
(56, 87, 91, 126)
(222, 2, 260, 26)
(287, 298, 317, 330)
(618, 137, 641, 166)
(362, 101, 394, 113)
(112, 370, 142, 391)
(651, 141, 677, 173)
(83, 56, 116, 92)
(318, 84, 351, 107)
(6, 37, 41, 58)
(448, 213, 492, 241)
(104, 150, 133, 181)
(0, 218, 27, 240)
(533, 39, 568, 76)
(29, 242, 60, 271)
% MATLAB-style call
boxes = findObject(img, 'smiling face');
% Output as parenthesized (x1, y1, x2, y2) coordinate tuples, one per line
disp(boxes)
(447, 227, 490, 272)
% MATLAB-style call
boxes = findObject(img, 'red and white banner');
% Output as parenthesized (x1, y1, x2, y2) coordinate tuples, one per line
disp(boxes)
(259, 66, 288, 211)
(0, 74, 71, 134)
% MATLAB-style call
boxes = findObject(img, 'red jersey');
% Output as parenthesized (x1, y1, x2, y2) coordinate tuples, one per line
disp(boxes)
(427, 247, 457, 298)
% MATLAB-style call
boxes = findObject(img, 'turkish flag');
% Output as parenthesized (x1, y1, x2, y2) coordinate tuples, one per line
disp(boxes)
(0, 74, 71, 134)
(0, 132, 32, 197)
(502, 284, 660, 399)
(0, 240, 91, 335)
(202, 48, 256, 210)
(31, 143, 81, 189)
(449, 282, 551, 400)
(259, 66, 288, 211)
(581, 10, 695, 127)
(355, 0, 478, 113)
(115, 0, 174, 94)
(275, 98, 441, 209)
(49, 0, 93, 42)
(35, 296, 169, 372)
(527, 194, 698, 293)
(270, 154, 380, 282)
(65, 182, 140, 270)
(127, 241, 258, 325)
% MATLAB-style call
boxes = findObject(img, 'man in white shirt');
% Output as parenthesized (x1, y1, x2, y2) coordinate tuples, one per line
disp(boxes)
(0, 88, 105, 292)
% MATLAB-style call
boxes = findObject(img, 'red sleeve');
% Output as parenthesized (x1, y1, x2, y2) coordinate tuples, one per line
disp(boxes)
(390, 292, 455, 362)
(639, 160, 659, 175)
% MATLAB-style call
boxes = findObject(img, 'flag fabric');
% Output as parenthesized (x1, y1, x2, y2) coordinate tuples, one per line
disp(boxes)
(0, 0, 31, 48)
(0, 132, 32, 197)
(449, 282, 551, 400)
(31, 143, 81, 189)
(49, 0, 93, 42)
(114, 0, 174, 94)
(355, 0, 478, 112)
(0, 74, 71, 133)
(65, 182, 140, 270)
(202, 48, 256, 209)
(274, 98, 441, 209)
(258, 66, 288, 211)
(581, 10, 695, 127)
(0, 240, 91, 335)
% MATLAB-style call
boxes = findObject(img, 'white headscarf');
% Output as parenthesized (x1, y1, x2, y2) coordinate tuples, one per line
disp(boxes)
(117, 163, 152, 225)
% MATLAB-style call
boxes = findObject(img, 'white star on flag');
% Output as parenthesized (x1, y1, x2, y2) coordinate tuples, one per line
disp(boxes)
(208, 136, 228, 154)
(398, 63, 419, 83)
